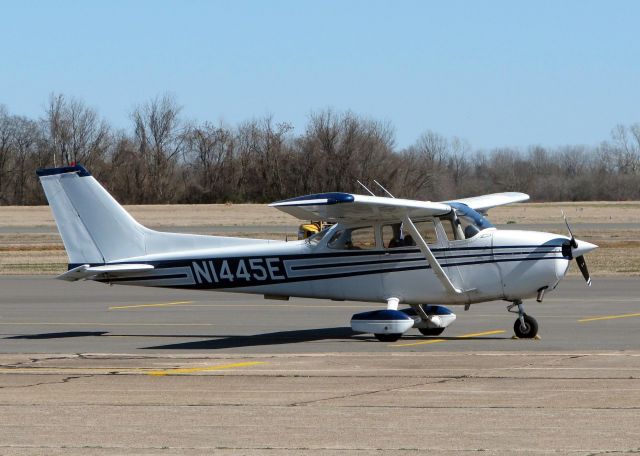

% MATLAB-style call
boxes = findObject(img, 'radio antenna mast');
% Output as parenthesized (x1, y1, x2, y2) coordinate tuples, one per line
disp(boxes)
(356, 180, 375, 196)
(373, 180, 395, 198)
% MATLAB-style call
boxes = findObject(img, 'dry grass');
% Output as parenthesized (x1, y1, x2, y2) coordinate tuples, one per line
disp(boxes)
(489, 201, 640, 225)
(0, 204, 298, 228)
(0, 202, 638, 276)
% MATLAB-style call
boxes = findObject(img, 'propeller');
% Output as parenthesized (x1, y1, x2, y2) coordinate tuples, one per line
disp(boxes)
(562, 210, 592, 286)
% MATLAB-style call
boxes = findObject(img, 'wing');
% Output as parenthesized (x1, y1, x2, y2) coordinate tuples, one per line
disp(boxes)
(269, 192, 451, 223)
(446, 192, 529, 213)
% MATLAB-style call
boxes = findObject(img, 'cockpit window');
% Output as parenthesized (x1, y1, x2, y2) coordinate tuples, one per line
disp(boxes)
(327, 226, 376, 250)
(449, 202, 494, 238)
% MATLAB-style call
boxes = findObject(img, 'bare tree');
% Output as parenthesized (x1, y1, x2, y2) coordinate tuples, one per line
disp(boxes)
(234, 117, 294, 202)
(299, 110, 396, 195)
(10, 116, 40, 204)
(44, 93, 110, 168)
(398, 131, 450, 199)
(183, 122, 236, 202)
(131, 94, 184, 203)
(610, 124, 640, 175)
(0, 105, 12, 203)
(447, 137, 471, 191)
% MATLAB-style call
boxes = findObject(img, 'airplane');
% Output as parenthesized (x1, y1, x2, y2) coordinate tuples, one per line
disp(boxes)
(36, 164, 598, 342)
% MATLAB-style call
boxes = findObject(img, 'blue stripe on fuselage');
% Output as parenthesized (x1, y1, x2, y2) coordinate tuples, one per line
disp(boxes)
(91, 244, 567, 290)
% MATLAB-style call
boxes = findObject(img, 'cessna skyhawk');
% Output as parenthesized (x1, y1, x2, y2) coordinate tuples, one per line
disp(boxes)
(37, 165, 597, 342)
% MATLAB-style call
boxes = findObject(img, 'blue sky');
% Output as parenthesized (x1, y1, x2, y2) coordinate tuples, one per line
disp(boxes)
(1, 0, 639, 149)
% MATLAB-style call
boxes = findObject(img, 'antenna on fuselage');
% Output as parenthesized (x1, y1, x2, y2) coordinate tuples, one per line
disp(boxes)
(373, 180, 395, 198)
(356, 180, 375, 196)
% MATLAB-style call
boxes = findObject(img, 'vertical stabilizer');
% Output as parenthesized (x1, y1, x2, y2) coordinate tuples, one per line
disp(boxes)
(37, 165, 147, 264)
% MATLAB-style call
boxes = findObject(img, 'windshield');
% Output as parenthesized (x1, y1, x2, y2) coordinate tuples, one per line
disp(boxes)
(449, 202, 494, 230)
(305, 227, 331, 245)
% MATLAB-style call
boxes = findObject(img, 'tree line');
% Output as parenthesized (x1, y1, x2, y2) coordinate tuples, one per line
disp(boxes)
(1, 93, 639, 205)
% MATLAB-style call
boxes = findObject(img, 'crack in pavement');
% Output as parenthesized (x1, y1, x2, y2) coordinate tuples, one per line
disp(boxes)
(328, 404, 640, 410)
(0, 369, 636, 381)
(0, 402, 639, 410)
(288, 376, 464, 407)
(0, 444, 634, 453)
(514, 353, 589, 371)
(586, 449, 640, 456)
(0, 374, 89, 390)
(0, 355, 77, 369)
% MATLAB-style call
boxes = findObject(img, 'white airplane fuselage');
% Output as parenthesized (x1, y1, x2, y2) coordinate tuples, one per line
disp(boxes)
(96, 225, 587, 307)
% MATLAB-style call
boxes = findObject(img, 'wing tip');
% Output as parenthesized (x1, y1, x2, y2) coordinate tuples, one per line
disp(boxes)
(270, 192, 355, 207)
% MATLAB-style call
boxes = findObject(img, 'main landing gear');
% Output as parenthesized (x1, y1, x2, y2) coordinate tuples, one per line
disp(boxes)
(507, 299, 539, 338)
(350, 301, 456, 342)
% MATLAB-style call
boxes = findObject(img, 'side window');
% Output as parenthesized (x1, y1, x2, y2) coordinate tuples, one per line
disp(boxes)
(439, 217, 464, 241)
(382, 221, 437, 248)
(350, 226, 376, 250)
(411, 220, 438, 245)
(382, 224, 402, 248)
(441, 219, 456, 241)
(328, 227, 376, 250)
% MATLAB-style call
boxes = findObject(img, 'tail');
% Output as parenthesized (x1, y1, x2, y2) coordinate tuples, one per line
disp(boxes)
(37, 165, 148, 264)
(37, 165, 270, 266)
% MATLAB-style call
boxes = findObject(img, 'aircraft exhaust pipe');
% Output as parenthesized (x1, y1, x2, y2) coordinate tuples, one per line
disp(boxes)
(536, 286, 547, 302)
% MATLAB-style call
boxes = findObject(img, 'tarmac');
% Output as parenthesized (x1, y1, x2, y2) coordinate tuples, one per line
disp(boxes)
(1, 276, 639, 454)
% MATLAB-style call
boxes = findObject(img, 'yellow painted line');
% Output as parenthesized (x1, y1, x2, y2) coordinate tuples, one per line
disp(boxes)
(578, 312, 640, 323)
(393, 329, 506, 348)
(0, 362, 268, 375)
(108, 302, 370, 310)
(455, 329, 506, 338)
(393, 338, 447, 347)
(172, 304, 371, 308)
(109, 300, 193, 310)
(147, 361, 267, 376)
(0, 322, 221, 326)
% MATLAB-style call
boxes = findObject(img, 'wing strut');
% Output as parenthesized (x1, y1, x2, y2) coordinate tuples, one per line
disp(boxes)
(402, 216, 464, 295)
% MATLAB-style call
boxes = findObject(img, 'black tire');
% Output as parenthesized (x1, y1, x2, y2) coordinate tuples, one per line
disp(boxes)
(418, 327, 445, 336)
(513, 314, 538, 338)
(374, 333, 402, 342)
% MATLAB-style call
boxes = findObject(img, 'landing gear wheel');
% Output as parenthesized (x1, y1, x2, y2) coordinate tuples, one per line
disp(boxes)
(513, 314, 538, 338)
(374, 333, 402, 342)
(418, 327, 445, 336)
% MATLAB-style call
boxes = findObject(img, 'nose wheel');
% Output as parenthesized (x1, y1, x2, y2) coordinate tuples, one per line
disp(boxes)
(507, 300, 539, 338)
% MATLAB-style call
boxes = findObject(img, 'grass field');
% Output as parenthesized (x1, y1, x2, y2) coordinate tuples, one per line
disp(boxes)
(1, 202, 639, 276)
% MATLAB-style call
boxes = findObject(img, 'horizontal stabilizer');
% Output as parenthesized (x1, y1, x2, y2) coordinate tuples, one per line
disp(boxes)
(57, 264, 154, 281)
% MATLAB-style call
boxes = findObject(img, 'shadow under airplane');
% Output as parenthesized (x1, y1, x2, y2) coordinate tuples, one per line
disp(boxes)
(143, 326, 357, 350)
(143, 328, 509, 350)
(3, 328, 509, 349)
(5, 331, 109, 339)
